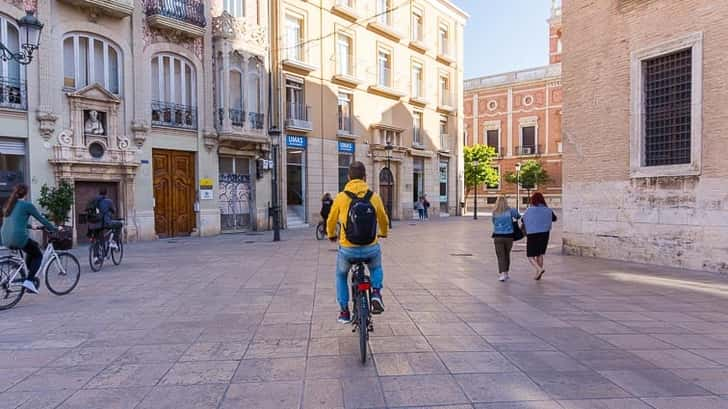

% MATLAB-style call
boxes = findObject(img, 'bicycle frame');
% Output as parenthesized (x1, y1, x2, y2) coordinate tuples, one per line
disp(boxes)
(3, 242, 62, 285)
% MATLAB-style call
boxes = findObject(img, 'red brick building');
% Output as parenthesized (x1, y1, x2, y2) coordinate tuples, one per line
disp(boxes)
(463, 1, 562, 210)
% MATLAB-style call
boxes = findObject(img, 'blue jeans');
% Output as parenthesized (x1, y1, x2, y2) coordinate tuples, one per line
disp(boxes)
(336, 244, 383, 310)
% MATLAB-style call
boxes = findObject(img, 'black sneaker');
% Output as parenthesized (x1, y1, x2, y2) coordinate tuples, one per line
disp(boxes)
(337, 309, 351, 324)
(370, 289, 384, 314)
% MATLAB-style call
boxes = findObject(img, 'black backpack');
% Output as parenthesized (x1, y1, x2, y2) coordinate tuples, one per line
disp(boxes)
(344, 190, 378, 245)
(85, 198, 102, 224)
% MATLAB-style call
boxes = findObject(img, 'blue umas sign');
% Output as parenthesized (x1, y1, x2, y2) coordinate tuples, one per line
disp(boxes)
(287, 135, 307, 148)
(338, 141, 355, 153)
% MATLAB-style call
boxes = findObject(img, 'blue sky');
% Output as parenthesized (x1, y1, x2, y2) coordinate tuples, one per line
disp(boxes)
(453, 0, 552, 79)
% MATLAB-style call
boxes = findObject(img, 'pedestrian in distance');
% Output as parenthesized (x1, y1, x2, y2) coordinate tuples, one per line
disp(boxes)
(423, 194, 431, 220)
(491, 196, 521, 282)
(415, 196, 425, 220)
(521, 192, 557, 280)
(320, 192, 333, 222)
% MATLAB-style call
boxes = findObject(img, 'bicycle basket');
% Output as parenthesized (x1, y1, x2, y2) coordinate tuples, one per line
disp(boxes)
(48, 230, 73, 250)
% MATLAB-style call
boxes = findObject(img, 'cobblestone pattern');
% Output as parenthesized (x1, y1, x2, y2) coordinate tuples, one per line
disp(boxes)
(1, 219, 727, 408)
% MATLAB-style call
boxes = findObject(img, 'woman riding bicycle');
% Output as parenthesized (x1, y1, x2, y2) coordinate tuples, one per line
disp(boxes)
(0, 184, 58, 294)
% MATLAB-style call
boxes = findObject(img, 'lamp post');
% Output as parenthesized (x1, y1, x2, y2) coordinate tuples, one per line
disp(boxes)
(269, 127, 282, 242)
(515, 162, 522, 214)
(0, 11, 43, 65)
(384, 141, 394, 228)
(472, 159, 480, 220)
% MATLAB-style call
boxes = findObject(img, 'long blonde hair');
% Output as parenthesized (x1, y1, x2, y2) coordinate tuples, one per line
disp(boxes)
(493, 196, 510, 215)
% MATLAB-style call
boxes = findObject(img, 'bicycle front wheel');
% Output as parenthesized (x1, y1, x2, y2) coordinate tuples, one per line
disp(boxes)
(0, 258, 25, 310)
(46, 253, 81, 295)
(358, 294, 369, 364)
(111, 236, 123, 266)
(88, 241, 104, 272)
(316, 223, 325, 240)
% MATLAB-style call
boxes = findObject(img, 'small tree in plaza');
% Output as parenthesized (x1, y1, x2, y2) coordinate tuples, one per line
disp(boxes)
(463, 144, 499, 197)
(505, 159, 550, 203)
(38, 181, 74, 226)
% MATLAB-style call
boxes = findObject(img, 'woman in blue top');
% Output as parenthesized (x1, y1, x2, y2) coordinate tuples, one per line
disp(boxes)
(0, 184, 58, 294)
(491, 196, 520, 282)
(522, 192, 557, 280)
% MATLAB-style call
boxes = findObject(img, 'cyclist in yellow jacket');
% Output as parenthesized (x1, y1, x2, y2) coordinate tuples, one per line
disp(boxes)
(327, 161, 389, 323)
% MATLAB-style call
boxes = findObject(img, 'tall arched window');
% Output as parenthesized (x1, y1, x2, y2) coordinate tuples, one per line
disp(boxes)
(247, 59, 262, 129)
(223, 0, 244, 17)
(63, 33, 121, 94)
(151, 53, 197, 129)
(0, 14, 24, 109)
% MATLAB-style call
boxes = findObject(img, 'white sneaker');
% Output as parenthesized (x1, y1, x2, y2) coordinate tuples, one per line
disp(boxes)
(22, 280, 39, 294)
(505, 272, 510, 281)
(109, 241, 118, 250)
(498, 273, 507, 282)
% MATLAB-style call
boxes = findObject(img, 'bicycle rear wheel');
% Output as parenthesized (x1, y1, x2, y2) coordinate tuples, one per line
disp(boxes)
(315, 222, 325, 240)
(46, 253, 81, 295)
(358, 294, 369, 364)
(111, 235, 123, 265)
(0, 258, 25, 310)
(88, 241, 104, 272)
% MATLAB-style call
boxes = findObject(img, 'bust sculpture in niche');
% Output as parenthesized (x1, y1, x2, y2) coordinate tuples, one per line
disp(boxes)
(84, 110, 105, 135)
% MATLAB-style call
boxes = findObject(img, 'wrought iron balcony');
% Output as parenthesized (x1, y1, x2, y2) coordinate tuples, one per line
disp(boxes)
(285, 103, 312, 132)
(230, 109, 245, 127)
(514, 145, 542, 156)
(151, 101, 197, 129)
(248, 112, 264, 130)
(0, 77, 26, 110)
(145, 0, 206, 37)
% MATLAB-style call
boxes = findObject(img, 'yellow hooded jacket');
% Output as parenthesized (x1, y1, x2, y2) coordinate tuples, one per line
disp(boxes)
(326, 179, 389, 247)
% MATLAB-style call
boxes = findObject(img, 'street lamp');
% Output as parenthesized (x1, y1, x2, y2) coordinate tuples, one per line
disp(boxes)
(0, 11, 43, 65)
(515, 162, 522, 214)
(269, 127, 282, 242)
(472, 159, 480, 220)
(383, 141, 394, 228)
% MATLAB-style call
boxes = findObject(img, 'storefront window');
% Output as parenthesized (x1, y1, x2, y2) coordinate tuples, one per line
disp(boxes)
(338, 153, 352, 192)
(0, 139, 26, 214)
(413, 158, 424, 204)
(439, 160, 448, 213)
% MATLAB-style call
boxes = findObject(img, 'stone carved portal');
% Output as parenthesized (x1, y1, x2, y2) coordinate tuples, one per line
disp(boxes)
(51, 83, 140, 242)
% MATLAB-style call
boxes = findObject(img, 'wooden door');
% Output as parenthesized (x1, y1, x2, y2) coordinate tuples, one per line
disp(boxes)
(153, 149, 195, 237)
(74, 182, 118, 243)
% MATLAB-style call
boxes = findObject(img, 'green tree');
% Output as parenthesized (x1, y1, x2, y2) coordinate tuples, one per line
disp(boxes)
(505, 160, 550, 202)
(463, 144, 499, 196)
(38, 181, 74, 225)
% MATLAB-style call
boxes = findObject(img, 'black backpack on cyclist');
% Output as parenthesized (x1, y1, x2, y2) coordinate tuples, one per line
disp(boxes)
(85, 198, 103, 224)
(343, 190, 378, 245)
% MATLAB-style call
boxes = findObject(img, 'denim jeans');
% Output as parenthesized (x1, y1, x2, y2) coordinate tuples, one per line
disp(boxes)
(336, 244, 383, 310)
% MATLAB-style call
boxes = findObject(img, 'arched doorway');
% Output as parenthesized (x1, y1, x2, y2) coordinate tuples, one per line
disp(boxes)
(379, 167, 394, 223)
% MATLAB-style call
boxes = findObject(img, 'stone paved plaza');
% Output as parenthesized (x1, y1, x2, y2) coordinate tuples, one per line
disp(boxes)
(1, 218, 728, 409)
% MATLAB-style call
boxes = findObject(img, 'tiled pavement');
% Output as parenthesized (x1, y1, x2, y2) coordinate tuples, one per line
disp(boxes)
(1, 218, 728, 409)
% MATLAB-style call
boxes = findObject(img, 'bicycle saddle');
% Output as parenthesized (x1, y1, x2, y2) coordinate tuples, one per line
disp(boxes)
(349, 258, 371, 264)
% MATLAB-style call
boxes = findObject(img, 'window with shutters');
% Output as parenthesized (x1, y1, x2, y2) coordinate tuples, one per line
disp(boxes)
(151, 53, 197, 129)
(0, 14, 25, 109)
(630, 32, 702, 178)
(63, 33, 121, 94)
(486, 129, 499, 154)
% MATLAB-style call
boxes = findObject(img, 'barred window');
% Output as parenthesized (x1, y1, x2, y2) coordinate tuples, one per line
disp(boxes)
(643, 48, 692, 167)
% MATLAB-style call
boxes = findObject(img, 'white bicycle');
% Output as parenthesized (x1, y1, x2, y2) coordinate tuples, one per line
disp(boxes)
(0, 228, 81, 310)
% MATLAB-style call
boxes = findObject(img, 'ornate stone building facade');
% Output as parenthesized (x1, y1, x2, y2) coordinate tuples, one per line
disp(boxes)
(0, 0, 268, 241)
(562, 0, 728, 274)
(269, 0, 468, 226)
(463, 1, 562, 211)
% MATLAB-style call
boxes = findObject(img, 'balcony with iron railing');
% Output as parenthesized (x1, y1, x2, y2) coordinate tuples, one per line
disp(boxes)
(248, 112, 264, 129)
(152, 101, 197, 129)
(284, 103, 312, 132)
(514, 145, 542, 156)
(438, 92, 455, 113)
(217, 108, 244, 128)
(145, 0, 206, 38)
(369, 67, 405, 99)
(337, 116, 353, 137)
(0, 77, 26, 111)
(60, 0, 133, 17)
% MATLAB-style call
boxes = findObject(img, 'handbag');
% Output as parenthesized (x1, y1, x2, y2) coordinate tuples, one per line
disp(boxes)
(512, 220, 524, 241)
